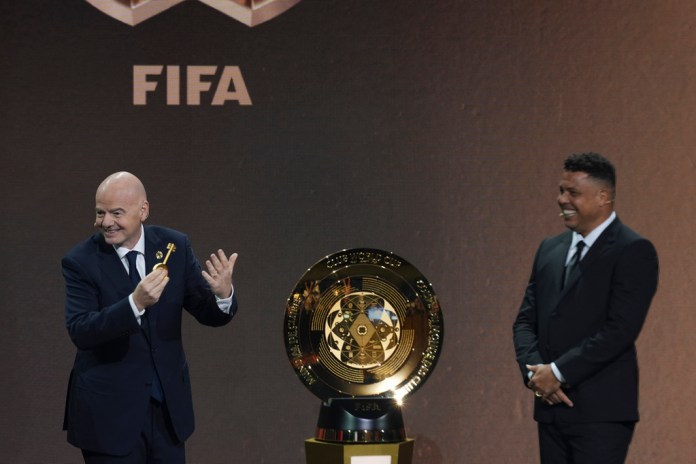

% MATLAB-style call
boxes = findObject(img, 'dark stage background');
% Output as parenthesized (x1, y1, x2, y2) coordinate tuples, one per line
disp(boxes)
(1, 1, 694, 462)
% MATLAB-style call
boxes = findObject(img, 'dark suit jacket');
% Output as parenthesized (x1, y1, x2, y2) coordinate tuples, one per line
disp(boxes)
(62, 225, 237, 455)
(513, 217, 658, 423)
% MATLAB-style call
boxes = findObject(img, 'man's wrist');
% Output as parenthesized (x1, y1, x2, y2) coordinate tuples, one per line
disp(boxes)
(129, 294, 146, 321)
(550, 362, 565, 383)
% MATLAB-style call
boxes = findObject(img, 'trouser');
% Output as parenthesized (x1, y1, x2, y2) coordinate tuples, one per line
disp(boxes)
(82, 400, 185, 464)
(538, 421, 635, 464)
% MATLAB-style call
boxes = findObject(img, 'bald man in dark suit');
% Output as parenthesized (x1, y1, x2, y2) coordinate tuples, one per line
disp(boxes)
(63, 172, 239, 463)
(513, 153, 658, 463)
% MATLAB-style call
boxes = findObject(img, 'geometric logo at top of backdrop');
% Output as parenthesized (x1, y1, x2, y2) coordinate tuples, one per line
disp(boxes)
(86, 0, 302, 27)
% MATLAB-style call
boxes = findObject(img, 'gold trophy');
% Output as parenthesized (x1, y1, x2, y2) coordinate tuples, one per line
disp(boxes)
(284, 249, 444, 464)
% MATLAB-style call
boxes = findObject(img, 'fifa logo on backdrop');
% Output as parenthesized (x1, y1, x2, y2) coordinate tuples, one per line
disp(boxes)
(134, 65, 252, 106)
(87, 0, 301, 27)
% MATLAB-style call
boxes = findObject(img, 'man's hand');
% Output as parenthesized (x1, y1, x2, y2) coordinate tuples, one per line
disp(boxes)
(132, 268, 169, 310)
(526, 364, 574, 407)
(542, 389, 573, 407)
(202, 250, 238, 299)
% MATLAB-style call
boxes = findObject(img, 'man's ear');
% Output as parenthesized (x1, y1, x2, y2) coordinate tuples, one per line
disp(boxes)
(598, 188, 613, 206)
(140, 200, 150, 222)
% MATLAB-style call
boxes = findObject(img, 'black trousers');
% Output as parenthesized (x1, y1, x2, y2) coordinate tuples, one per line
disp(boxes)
(538, 421, 635, 464)
(82, 400, 185, 464)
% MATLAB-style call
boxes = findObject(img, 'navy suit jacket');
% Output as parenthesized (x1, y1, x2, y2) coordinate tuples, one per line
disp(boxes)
(62, 225, 236, 455)
(513, 218, 658, 423)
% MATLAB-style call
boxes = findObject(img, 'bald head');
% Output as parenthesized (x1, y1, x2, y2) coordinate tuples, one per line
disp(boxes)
(96, 171, 147, 204)
(94, 172, 150, 249)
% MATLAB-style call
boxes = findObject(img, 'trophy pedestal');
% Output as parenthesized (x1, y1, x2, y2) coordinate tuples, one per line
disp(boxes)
(315, 398, 406, 443)
(306, 399, 413, 464)
(305, 438, 414, 464)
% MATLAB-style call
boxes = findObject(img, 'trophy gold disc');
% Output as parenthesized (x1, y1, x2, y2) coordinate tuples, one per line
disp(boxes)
(284, 249, 444, 402)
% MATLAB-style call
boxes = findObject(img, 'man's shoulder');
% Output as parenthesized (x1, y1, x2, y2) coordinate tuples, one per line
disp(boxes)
(611, 221, 658, 263)
(63, 233, 104, 260)
(539, 230, 572, 248)
(612, 219, 649, 242)
(144, 225, 188, 243)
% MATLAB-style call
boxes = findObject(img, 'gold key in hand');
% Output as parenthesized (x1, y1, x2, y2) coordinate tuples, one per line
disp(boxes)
(153, 243, 176, 272)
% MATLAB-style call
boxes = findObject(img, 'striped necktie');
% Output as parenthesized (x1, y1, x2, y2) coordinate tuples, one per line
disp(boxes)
(563, 241, 585, 289)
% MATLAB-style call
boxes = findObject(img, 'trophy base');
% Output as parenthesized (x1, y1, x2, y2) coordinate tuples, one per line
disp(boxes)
(315, 398, 406, 443)
(305, 438, 414, 464)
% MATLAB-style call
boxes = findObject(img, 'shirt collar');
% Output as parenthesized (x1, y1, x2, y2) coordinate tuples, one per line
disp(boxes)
(114, 225, 146, 260)
(571, 211, 616, 250)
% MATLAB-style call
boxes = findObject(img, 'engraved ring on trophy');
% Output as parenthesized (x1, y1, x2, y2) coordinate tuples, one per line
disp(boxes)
(284, 248, 444, 403)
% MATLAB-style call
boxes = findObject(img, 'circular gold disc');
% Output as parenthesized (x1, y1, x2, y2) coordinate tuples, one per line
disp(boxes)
(284, 248, 444, 401)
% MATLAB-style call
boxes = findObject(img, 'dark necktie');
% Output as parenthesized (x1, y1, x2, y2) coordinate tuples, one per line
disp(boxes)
(126, 250, 164, 402)
(126, 251, 141, 288)
(563, 241, 585, 289)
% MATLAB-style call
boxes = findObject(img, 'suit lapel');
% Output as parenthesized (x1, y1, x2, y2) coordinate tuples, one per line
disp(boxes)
(562, 218, 621, 293)
(143, 226, 159, 273)
(539, 232, 573, 317)
(580, 218, 620, 269)
(552, 235, 572, 293)
(95, 235, 132, 295)
(143, 227, 167, 326)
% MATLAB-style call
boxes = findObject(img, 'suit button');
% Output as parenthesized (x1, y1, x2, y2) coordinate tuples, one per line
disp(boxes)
(145, 381, 152, 386)
(151, 348, 157, 353)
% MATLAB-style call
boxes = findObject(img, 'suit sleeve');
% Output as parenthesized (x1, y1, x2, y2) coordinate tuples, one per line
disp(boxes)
(555, 238, 659, 386)
(180, 236, 237, 327)
(63, 255, 141, 350)
(513, 242, 546, 385)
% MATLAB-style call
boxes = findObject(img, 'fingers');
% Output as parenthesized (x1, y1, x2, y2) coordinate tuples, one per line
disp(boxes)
(533, 388, 574, 408)
(201, 250, 237, 299)
(207, 250, 224, 272)
(145, 267, 168, 283)
(151, 271, 169, 293)
(205, 250, 238, 278)
(532, 390, 555, 404)
(227, 252, 238, 273)
(555, 389, 574, 407)
(133, 268, 169, 309)
(205, 250, 226, 276)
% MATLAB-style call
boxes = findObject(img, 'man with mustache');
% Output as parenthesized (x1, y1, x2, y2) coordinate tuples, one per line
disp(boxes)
(513, 153, 658, 463)
(62, 171, 238, 463)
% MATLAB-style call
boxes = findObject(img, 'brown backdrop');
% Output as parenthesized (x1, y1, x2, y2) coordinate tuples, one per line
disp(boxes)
(1, 0, 694, 462)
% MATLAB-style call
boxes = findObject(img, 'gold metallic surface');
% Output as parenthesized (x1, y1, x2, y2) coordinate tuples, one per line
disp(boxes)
(305, 438, 414, 464)
(152, 243, 176, 272)
(284, 249, 444, 401)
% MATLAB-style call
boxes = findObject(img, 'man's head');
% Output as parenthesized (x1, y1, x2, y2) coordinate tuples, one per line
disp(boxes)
(558, 153, 616, 237)
(94, 172, 149, 249)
